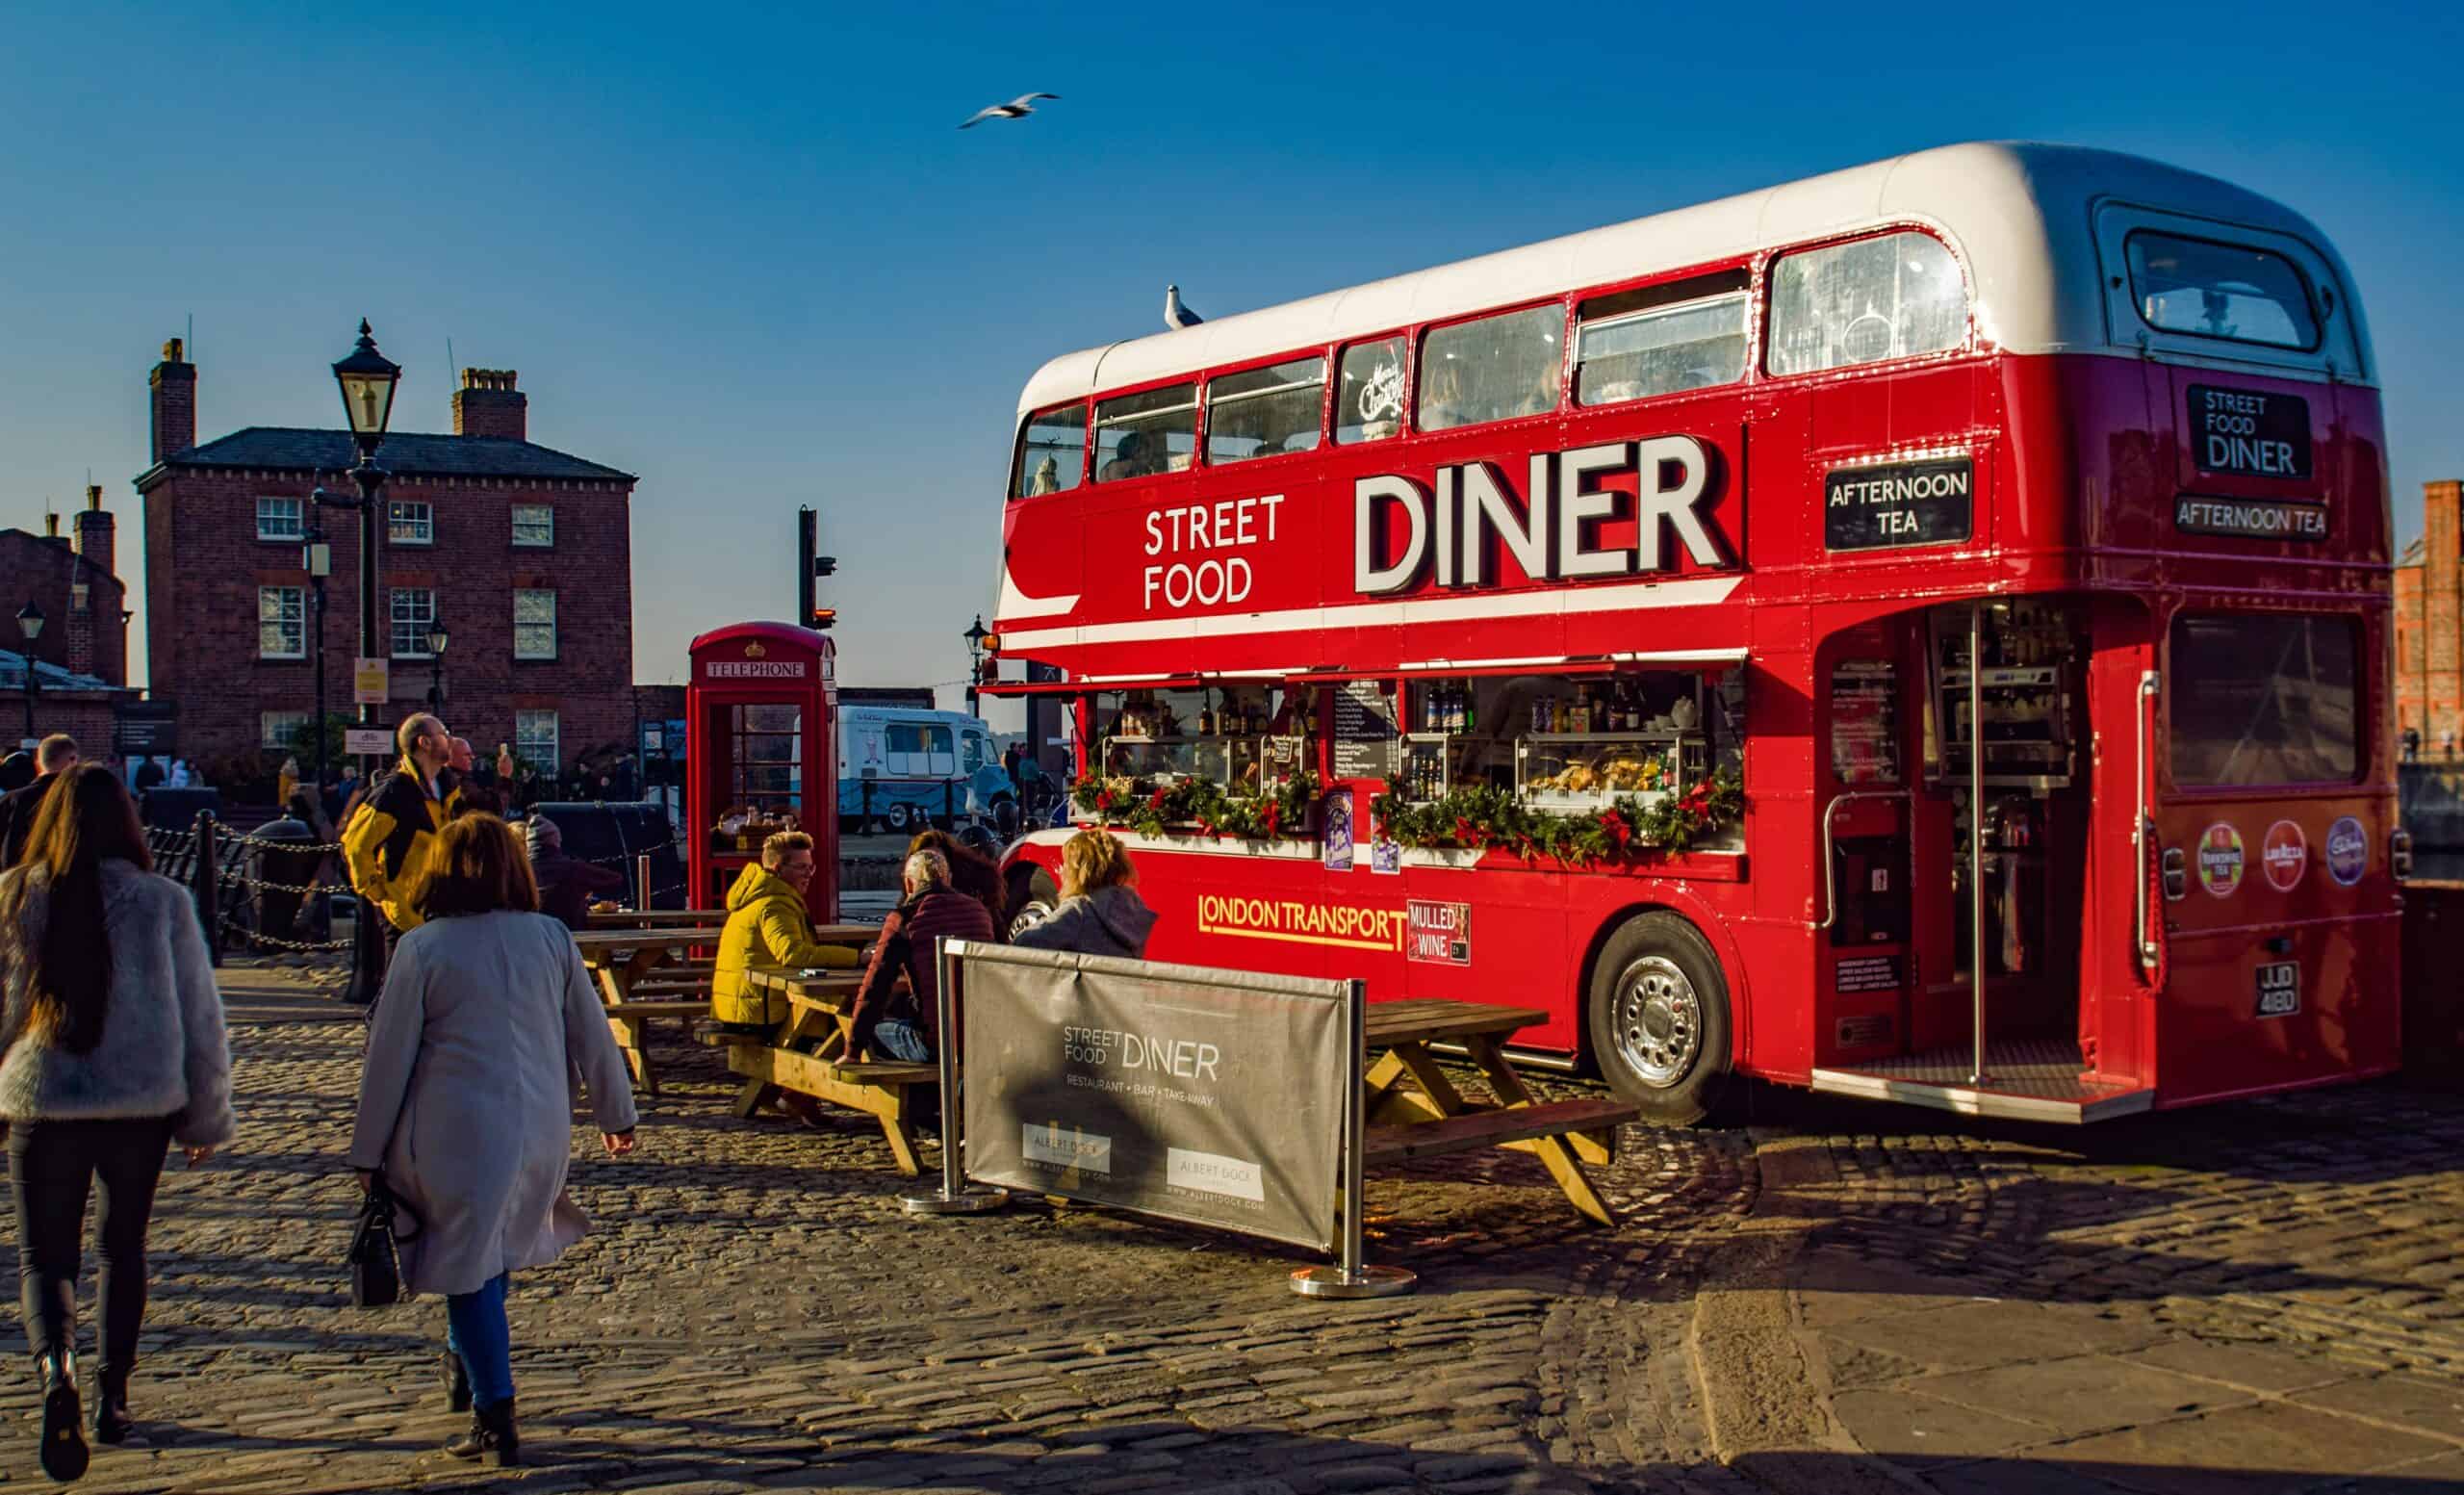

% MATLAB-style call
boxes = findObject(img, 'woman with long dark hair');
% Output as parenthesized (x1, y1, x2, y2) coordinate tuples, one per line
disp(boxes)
(0, 765, 234, 1482)
(349, 814, 637, 1468)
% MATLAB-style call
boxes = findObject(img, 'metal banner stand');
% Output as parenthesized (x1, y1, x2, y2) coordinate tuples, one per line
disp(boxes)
(1291, 979, 1416, 1299)
(901, 939, 1008, 1216)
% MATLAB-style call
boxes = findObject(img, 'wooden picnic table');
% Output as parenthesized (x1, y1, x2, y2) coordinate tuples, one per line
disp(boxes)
(571, 926, 729, 1094)
(708, 965, 937, 1175)
(1358, 999, 1637, 1226)
(584, 907, 728, 929)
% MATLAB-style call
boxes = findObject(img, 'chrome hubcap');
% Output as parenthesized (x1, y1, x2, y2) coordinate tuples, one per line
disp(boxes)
(1614, 956, 1701, 1088)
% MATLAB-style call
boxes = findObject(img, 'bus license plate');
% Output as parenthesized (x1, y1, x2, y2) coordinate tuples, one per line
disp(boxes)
(2254, 961, 2299, 1018)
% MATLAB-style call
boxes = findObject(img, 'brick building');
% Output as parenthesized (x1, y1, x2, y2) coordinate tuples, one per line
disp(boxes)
(2396, 479, 2461, 759)
(0, 486, 130, 687)
(134, 337, 638, 783)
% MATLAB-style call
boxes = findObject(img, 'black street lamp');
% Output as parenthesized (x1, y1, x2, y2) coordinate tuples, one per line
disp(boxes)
(14, 602, 44, 747)
(963, 614, 990, 719)
(313, 319, 400, 1007)
(425, 621, 449, 710)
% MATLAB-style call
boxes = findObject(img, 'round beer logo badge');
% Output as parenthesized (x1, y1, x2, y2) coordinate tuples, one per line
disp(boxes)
(2196, 823, 2246, 898)
(2325, 816, 2367, 887)
(2262, 819, 2307, 892)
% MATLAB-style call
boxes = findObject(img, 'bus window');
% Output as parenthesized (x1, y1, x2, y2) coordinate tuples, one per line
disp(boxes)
(1013, 402, 1087, 498)
(2169, 613, 2358, 786)
(1208, 356, 1325, 465)
(2125, 232, 2320, 351)
(1767, 231, 1966, 375)
(1095, 383, 1198, 481)
(1576, 292, 1749, 406)
(1335, 337, 1406, 444)
(1091, 685, 1308, 792)
(1418, 305, 1565, 432)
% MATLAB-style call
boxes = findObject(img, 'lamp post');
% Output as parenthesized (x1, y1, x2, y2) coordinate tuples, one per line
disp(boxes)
(963, 614, 990, 719)
(313, 320, 400, 1007)
(13, 602, 43, 748)
(424, 621, 449, 711)
(304, 529, 331, 789)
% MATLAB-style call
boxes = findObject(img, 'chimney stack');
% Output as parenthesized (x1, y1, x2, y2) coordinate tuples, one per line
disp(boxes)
(73, 483, 115, 585)
(43, 512, 62, 542)
(150, 336, 196, 462)
(453, 368, 526, 442)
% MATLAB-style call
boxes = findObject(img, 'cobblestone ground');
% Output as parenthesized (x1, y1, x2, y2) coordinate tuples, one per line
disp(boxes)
(1, 963, 2457, 1493)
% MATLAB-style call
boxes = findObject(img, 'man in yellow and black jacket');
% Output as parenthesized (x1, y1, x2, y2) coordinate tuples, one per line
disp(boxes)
(342, 712, 453, 935)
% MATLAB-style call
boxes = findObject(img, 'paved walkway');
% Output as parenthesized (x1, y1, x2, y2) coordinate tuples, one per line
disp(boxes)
(0, 963, 2456, 1493)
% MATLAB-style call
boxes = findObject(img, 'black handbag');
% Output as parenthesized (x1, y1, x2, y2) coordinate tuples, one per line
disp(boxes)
(346, 1177, 421, 1309)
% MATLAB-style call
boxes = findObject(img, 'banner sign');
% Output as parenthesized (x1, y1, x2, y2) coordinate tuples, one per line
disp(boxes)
(344, 727, 394, 758)
(2187, 385, 2311, 479)
(960, 944, 1348, 1252)
(1824, 455, 1973, 551)
(2173, 495, 2327, 541)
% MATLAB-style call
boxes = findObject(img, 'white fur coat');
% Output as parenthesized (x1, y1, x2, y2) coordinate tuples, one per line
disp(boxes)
(0, 860, 236, 1147)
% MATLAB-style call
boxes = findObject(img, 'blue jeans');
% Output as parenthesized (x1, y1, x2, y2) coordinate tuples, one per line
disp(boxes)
(872, 1019, 932, 1063)
(445, 1274, 514, 1409)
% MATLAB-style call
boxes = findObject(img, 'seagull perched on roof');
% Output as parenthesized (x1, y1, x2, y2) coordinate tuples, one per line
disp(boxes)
(959, 91, 1060, 129)
(1164, 284, 1204, 330)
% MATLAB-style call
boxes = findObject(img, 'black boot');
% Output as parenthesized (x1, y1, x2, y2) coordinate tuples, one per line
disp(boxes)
(38, 1351, 90, 1482)
(91, 1365, 133, 1445)
(443, 1350, 471, 1412)
(444, 1399, 518, 1468)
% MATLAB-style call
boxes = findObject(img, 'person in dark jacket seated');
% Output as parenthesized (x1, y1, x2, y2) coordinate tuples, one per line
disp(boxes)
(906, 827, 1006, 938)
(1011, 831, 1156, 959)
(843, 849, 994, 1065)
(523, 815, 626, 931)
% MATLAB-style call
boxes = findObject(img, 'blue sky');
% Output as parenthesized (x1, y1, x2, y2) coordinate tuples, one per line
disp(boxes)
(3, 1, 2456, 724)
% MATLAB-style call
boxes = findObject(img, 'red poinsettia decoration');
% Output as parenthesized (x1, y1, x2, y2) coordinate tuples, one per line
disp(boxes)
(1149, 787, 1171, 811)
(1263, 800, 1282, 837)
(1452, 815, 1481, 846)
(1095, 789, 1115, 812)
(1599, 808, 1632, 849)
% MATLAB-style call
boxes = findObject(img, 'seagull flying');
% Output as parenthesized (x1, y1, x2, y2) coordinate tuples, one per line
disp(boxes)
(1164, 284, 1204, 330)
(959, 92, 1060, 130)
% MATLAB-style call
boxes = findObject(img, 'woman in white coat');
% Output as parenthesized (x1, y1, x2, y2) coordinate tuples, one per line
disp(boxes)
(349, 813, 638, 1468)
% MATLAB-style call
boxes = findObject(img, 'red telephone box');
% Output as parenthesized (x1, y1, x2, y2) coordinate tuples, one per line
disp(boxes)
(686, 621, 839, 920)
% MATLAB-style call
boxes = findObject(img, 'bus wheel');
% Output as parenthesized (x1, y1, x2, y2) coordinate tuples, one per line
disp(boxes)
(886, 803, 912, 832)
(1586, 912, 1732, 1125)
(1007, 867, 1059, 939)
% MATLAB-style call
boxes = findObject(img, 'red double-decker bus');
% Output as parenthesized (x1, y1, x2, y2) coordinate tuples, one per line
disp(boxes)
(985, 142, 2403, 1123)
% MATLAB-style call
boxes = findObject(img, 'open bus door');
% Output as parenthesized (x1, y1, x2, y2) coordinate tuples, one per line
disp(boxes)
(1808, 598, 2156, 1121)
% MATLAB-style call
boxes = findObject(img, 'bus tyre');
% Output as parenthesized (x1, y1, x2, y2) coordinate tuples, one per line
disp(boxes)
(1586, 912, 1732, 1125)
(886, 803, 912, 832)
(1007, 867, 1060, 940)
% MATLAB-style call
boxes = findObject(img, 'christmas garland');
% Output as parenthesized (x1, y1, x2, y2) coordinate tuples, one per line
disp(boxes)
(1372, 767, 1743, 863)
(1072, 770, 1322, 841)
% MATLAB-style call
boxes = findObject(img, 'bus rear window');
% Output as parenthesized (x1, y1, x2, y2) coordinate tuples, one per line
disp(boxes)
(1014, 403, 1086, 498)
(2169, 612, 2358, 786)
(2126, 232, 2318, 351)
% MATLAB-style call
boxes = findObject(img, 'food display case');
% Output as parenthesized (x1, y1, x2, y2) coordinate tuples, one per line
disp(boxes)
(1515, 732, 1709, 812)
(686, 621, 838, 919)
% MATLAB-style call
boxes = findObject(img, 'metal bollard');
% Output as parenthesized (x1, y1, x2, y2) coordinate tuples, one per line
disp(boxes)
(635, 853, 654, 911)
(900, 937, 1007, 1216)
(861, 780, 878, 836)
(192, 811, 222, 969)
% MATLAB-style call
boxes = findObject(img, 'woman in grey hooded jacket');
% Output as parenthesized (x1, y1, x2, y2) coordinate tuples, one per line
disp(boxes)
(1011, 831, 1158, 959)
(0, 766, 234, 1482)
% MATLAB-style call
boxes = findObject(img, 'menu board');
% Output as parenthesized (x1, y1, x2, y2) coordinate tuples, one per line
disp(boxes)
(1830, 660, 1900, 786)
(1331, 681, 1399, 781)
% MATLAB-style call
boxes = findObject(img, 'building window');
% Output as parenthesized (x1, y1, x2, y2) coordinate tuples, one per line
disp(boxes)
(388, 500, 433, 546)
(514, 590, 557, 659)
(390, 587, 437, 658)
(512, 503, 555, 547)
(260, 710, 311, 751)
(515, 709, 560, 775)
(256, 497, 305, 541)
(258, 586, 305, 659)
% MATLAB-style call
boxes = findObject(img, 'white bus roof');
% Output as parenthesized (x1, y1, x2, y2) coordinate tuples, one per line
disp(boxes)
(1017, 142, 2368, 418)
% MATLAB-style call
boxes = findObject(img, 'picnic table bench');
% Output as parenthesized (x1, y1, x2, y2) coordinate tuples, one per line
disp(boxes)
(711, 965, 935, 1175)
(573, 921, 883, 1095)
(1358, 999, 1637, 1226)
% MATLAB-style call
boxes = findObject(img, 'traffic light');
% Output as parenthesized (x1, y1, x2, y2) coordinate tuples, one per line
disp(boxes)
(815, 554, 837, 578)
(809, 606, 836, 630)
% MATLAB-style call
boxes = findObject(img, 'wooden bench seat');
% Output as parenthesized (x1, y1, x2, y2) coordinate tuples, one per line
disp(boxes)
(1364, 1098, 1637, 1165)
(603, 999, 710, 1019)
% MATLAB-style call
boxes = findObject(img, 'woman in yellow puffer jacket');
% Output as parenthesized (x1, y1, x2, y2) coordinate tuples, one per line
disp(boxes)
(710, 832, 855, 1029)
